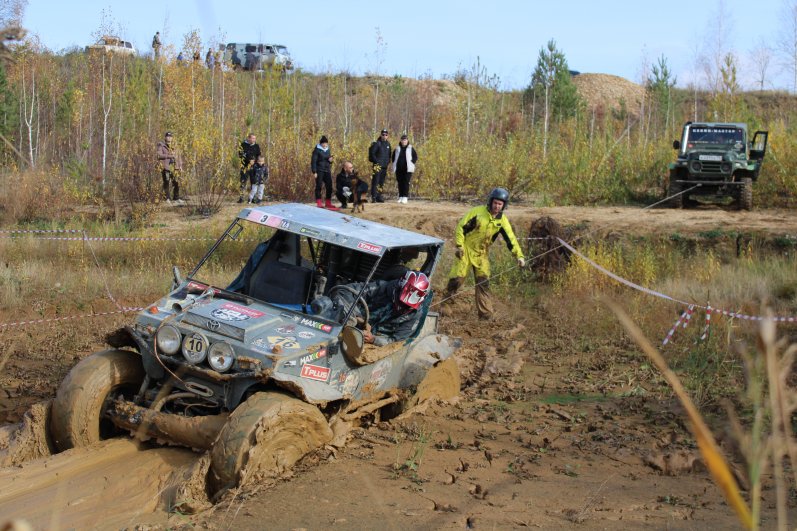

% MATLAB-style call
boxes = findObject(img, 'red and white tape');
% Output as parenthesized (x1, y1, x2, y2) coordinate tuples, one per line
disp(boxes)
(700, 305, 712, 340)
(556, 238, 797, 324)
(0, 307, 143, 328)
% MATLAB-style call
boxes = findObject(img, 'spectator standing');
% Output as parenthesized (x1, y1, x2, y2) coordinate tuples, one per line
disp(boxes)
(311, 135, 337, 209)
(238, 133, 261, 203)
(391, 134, 418, 204)
(156, 131, 184, 204)
(205, 48, 215, 69)
(248, 155, 269, 204)
(368, 128, 391, 202)
(152, 32, 161, 59)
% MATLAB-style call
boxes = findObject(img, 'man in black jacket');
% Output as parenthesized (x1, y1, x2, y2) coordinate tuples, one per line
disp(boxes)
(368, 129, 391, 202)
(238, 133, 261, 203)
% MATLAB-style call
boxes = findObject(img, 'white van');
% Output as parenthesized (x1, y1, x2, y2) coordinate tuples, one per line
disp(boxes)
(221, 43, 293, 71)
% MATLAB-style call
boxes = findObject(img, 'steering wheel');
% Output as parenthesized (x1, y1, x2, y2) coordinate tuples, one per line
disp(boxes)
(328, 285, 370, 326)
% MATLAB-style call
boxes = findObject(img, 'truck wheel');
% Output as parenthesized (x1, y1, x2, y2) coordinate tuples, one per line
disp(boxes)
(739, 177, 753, 210)
(667, 180, 683, 208)
(50, 349, 144, 451)
(208, 392, 332, 497)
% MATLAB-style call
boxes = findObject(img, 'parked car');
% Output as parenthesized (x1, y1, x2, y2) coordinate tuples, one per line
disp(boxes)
(221, 42, 293, 71)
(667, 122, 768, 210)
(85, 35, 137, 56)
(49, 203, 459, 497)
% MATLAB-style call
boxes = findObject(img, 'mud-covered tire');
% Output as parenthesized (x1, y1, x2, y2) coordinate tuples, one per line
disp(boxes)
(738, 177, 753, 210)
(385, 358, 461, 419)
(208, 392, 332, 497)
(667, 180, 683, 208)
(50, 349, 144, 451)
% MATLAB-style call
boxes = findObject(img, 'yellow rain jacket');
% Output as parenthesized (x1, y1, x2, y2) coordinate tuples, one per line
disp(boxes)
(448, 205, 524, 279)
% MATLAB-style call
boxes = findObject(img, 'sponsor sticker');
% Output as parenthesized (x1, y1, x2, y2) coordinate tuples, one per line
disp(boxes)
(276, 325, 296, 334)
(341, 371, 359, 395)
(298, 348, 327, 365)
(251, 337, 270, 352)
(370, 358, 392, 387)
(300, 364, 330, 382)
(299, 227, 322, 238)
(299, 317, 333, 333)
(297, 330, 315, 339)
(267, 336, 300, 350)
(210, 302, 265, 322)
(280, 312, 300, 322)
(357, 241, 383, 254)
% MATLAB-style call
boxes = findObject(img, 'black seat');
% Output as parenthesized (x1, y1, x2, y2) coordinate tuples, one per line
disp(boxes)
(248, 260, 312, 305)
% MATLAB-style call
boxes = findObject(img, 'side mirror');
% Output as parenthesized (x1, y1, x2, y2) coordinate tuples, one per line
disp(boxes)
(171, 265, 184, 291)
(672, 140, 680, 150)
(340, 325, 365, 365)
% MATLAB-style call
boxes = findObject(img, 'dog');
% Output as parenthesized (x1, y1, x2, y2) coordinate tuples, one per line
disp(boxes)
(347, 172, 369, 213)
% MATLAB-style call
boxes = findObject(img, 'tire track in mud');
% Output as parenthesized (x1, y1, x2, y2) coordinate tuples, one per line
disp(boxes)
(0, 438, 201, 529)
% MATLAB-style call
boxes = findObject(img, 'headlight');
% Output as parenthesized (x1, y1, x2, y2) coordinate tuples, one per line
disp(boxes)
(208, 342, 235, 372)
(689, 160, 702, 173)
(182, 333, 209, 364)
(156, 325, 182, 355)
(721, 162, 732, 173)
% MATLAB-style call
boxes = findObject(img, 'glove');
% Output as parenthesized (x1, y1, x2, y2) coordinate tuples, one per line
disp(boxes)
(455, 247, 464, 259)
(517, 257, 526, 268)
(342, 186, 352, 198)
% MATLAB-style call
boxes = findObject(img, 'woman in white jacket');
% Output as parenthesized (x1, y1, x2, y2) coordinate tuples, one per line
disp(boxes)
(391, 134, 418, 204)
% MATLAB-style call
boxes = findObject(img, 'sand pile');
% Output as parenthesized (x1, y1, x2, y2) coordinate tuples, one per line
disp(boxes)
(573, 73, 647, 117)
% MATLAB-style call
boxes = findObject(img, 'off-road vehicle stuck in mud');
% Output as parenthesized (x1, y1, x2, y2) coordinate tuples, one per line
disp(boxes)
(49, 203, 460, 496)
(668, 121, 768, 210)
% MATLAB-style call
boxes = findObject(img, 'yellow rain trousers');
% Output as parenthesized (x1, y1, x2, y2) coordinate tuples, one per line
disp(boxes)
(446, 205, 524, 318)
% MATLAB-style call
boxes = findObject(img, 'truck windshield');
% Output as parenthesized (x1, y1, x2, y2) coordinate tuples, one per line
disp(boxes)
(686, 127, 743, 146)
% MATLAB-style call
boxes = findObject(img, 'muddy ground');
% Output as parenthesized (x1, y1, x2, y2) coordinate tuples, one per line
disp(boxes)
(1, 201, 796, 530)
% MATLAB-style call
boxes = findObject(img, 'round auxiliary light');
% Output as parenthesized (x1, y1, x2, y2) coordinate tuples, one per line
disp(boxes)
(208, 342, 235, 372)
(720, 162, 732, 173)
(689, 160, 702, 173)
(182, 333, 209, 365)
(156, 325, 182, 355)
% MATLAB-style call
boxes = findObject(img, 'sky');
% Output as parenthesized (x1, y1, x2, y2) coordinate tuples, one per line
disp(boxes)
(22, 0, 790, 90)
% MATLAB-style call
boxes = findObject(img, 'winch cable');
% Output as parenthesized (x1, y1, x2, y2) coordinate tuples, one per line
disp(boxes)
(431, 183, 703, 308)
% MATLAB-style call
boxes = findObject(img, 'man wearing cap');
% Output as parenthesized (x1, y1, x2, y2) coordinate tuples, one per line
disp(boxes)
(156, 132, 183, 204)
(238, 133, 261, 203)
(368, 128, 392, 202)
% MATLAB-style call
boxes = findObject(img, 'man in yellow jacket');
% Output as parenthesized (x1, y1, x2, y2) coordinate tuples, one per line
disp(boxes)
(445, 187, 525, 319)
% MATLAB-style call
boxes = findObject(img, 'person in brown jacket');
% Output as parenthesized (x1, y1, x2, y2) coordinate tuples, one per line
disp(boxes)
(156, 131, 184, 203)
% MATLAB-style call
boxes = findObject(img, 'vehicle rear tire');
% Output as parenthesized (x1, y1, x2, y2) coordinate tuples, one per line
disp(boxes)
(738, 177, 753, 210)
(667, 180, 683, 208)
(50, 349, 144, 451)
(208, 392, 332, 497)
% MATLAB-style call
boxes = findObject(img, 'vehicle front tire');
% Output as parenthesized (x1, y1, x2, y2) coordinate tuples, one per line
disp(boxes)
(738, 177, 753, 211)
(208, 392, 332, 498)
(50, 349, 144, 451)
(667, 179, 684, 208)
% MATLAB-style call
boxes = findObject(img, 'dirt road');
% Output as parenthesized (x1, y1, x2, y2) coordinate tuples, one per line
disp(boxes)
(0, 200, 794, 529)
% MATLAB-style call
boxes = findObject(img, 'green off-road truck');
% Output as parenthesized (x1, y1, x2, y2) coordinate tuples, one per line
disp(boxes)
(667, 122, 768, 210)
